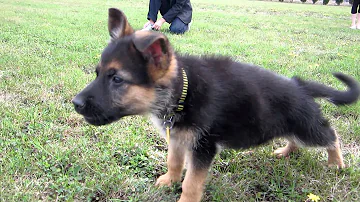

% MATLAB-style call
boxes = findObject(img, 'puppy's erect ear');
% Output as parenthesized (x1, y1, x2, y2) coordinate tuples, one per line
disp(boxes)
(108, 8, 134, 40)
(132, 31, 173, 82)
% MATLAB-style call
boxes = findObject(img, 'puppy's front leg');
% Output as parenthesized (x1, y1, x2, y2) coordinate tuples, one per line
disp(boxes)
(156, 138, 186, 186)
(179, 142, 216, 202)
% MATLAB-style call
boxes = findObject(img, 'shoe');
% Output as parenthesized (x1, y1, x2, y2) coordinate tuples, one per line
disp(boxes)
(142, 23, 154, 31)
(350, 25, 356, 29)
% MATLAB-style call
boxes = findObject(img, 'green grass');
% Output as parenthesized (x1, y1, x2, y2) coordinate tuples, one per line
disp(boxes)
(1, 0, 359, 201)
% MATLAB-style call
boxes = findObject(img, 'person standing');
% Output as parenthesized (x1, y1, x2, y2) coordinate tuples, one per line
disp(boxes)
(350, 0, 360, 29)
(143, 0, 192, 34)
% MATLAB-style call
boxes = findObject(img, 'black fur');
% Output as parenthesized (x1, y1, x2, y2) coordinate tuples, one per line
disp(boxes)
(293, 73, 360, 105)
(175, 56, 354, 147)
(152, 55, 360, 170)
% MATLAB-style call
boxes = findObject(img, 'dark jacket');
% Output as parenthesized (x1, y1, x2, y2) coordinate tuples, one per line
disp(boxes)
(147, 0, 192, 24)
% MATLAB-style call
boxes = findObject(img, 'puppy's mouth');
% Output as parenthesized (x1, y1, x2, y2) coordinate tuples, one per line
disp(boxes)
(83, 115, 116, 126)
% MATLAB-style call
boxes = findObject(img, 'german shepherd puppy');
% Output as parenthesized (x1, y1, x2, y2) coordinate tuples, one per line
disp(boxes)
(73, 8, 360, 202)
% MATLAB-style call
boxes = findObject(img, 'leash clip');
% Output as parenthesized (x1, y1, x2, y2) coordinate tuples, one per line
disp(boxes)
(163, 115, 175, 129)
(163, 114, 175, 144)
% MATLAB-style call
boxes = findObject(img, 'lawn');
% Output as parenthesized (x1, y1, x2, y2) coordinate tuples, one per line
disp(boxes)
(1, 0, 359, 201)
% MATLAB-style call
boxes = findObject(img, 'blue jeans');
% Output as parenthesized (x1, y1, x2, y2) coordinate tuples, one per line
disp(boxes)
(169, 17, 189, 34)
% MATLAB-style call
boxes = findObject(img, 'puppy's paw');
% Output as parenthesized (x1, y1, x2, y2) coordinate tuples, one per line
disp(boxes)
(274, 142, 298, 158)
(327, 162, 346, 169)
(327, 159, 346, 169)
(327, 147, 345, 169)
(155, 173, 179, 187)
(178, 192, 202, 202)
(274, 147, 290, 158)
(178, 197, 192, 202)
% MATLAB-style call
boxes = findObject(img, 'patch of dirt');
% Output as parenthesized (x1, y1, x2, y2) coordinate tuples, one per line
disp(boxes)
(109, 189, 130, 200)
(90, 189, 106, 202)
(343, 142, 360, 157)
(0, 91, 18, 104)
(60, 114, 85, 128)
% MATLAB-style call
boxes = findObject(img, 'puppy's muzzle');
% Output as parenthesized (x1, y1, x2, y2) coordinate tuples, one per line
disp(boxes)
(72, 95, 88, 113)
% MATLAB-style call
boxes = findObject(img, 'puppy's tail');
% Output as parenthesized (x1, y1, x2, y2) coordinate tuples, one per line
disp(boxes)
(292, 72, 360, 105)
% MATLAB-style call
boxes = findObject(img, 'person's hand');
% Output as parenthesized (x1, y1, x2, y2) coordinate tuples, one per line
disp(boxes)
(143, 20, 155, 29)
(152, 18, 166, 30)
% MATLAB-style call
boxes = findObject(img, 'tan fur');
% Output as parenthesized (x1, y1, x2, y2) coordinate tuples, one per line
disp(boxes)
(134, 30, 151, 38)
(274, 133, 345, 168)
(156, 129, 208, 202)
(99, 60, 134, 82)
(274, 140, 298, 157)
(102, 60, 123, 71)
(172, 128, 197, 147)
(123, 20, 134, 36)
(145, 47, 176, 85)
(117, 85, 155, 113)
(117, 70, 133, 82)
(178, 152, 208, 202)
(156, 54, 178, 86)
(155, 137, 187, 186)
(147, 63, 167, 83)
(133, 31, 178, 86)
(327, 135, 345, 168)
(150, 116, 197, 146)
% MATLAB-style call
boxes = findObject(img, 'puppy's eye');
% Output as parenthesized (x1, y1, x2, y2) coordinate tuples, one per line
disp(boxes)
(113, 76, 123, 84)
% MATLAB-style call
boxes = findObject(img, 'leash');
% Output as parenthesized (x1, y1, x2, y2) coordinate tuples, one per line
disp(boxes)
(163, 68, 188, 144)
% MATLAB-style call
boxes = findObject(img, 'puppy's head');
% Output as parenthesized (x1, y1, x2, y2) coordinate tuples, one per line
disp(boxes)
(72, 8, 177, 126)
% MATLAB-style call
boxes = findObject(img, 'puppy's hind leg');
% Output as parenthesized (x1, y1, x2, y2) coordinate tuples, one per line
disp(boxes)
(326, 129, 345, 168)
(274, 139, 298, 158)
(309, 127, 345, 168)
(290, 124, 345, 168)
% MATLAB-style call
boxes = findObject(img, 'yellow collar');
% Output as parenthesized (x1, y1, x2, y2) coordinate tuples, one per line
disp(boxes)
(164, 68, 188, 144)
(176, 68, 188, 112)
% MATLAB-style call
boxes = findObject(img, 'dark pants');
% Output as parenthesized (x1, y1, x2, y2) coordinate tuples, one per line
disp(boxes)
(352, 0, 360, 14)
(147, 0, 189, 34)
(169, 17, 189, 34)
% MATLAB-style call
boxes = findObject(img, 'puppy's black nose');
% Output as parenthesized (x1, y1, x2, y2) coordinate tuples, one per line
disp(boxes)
(72, 96, 86, 110)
